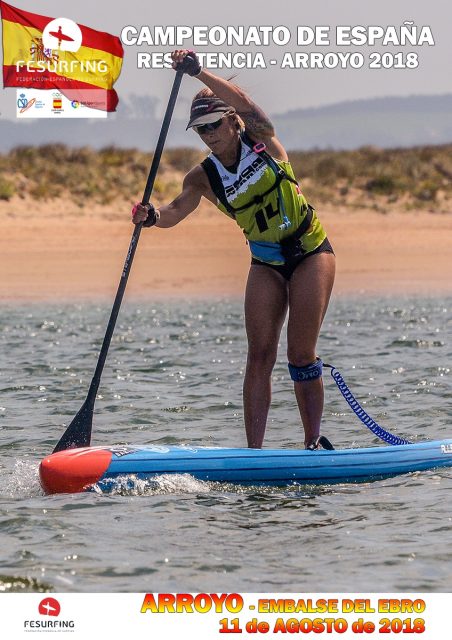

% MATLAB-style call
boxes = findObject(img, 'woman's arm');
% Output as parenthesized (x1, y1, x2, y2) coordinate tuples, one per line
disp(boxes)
(132, 166, 207, 228)
(171, 50, 288, 161)
(156, 170, 202, 227)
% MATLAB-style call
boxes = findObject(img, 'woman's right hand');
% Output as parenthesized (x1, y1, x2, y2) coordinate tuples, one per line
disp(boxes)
(131, 202, 158, 227)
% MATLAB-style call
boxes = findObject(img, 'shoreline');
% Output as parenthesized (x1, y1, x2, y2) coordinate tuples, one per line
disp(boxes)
(2, 292, 451, 308)
(1, 204, 451, 302)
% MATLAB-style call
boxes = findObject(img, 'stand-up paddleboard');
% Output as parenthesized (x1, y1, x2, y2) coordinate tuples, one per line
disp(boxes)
(39, 439, 452, 494)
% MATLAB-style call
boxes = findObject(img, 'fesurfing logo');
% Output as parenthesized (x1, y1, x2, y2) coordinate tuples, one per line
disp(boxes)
(38, 598, 61, 617)
(42, 18, 82, 52)
(23, 597, 75, 632)
(5, 2, 122, 114)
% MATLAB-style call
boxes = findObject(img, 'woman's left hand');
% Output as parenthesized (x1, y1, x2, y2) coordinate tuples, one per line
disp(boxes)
(171, 50, 202, 76)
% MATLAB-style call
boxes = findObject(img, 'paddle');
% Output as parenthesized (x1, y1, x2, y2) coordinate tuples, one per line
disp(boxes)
(53, 67, 187, 454)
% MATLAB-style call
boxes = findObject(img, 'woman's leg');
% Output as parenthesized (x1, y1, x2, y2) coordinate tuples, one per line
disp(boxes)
(243, 265, 288, 448)
(287, 252, 336, 445)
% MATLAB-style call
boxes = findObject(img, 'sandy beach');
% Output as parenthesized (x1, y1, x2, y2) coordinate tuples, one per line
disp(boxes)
(0, 199, 451, 301)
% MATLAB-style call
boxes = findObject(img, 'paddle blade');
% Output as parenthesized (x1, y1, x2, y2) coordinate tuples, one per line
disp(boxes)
(53, 396, 95, 453)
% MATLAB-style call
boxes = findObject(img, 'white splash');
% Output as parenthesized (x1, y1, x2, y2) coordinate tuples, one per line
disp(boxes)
(93, 473, 211, 496)
(3, 459, 44, 498)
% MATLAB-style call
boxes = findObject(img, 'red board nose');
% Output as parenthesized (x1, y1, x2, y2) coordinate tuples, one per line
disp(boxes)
(39, 448, 112, 494)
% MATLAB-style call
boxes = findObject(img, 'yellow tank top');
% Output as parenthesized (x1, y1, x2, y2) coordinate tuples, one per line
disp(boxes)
(203, 135, 326, 265)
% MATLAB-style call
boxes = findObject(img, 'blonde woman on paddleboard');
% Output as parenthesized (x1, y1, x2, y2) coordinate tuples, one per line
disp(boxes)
(132, 50, 336, 450)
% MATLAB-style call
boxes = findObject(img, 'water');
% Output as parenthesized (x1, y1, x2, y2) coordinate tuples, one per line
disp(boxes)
(0, 296, 451, 593)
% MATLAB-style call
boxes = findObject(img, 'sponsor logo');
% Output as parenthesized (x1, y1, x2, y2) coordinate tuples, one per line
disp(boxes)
(16, 93, 36, 113)
(38, 598, 61, 617)
(17, 16, 107, 76)
(192, 103, 210, 111)
(52, 92, 63, 113)
(16, 88, 106, 119)
(42, 18, 82, 53)
(17, 93, 28, 109)
(224, 157, 266, 198)
(23, 598, 75, 632)
(441, 444, 452, 454)
(111, 446, 155, 457)
(111, 446, 135, 457)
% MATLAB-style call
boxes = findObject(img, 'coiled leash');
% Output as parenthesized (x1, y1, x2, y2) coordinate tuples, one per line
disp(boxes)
(324, 363, 412, 446)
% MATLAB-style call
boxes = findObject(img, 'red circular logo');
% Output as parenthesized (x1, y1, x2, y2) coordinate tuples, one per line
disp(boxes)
(38, 598, 61, 617)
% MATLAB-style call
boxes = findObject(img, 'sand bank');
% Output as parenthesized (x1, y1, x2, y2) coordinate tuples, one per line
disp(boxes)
(0, 201, 451, 302)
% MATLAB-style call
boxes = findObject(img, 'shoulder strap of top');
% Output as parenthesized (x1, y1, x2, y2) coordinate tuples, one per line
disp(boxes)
(241, 131, 299, 187)
(200, 157, 235, 216)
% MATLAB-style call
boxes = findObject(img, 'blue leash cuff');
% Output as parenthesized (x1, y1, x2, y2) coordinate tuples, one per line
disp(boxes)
(288, 358, 323, 382)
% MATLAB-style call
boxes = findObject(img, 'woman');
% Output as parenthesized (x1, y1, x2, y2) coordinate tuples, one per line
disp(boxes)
(132, 50, 336, 450)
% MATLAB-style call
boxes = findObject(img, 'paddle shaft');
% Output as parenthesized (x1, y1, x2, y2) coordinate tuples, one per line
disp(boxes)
(89, 68, 184, 395)
(53, 69, 185, 453)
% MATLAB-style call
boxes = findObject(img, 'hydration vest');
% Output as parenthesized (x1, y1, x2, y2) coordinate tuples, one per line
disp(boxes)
(200, 131, 326, 264)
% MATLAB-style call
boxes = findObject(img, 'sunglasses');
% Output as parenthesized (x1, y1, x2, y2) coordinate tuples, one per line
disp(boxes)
(194, 112, 231, 135)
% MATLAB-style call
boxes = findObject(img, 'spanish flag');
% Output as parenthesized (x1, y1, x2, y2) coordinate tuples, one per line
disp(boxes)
(0, 1, 123, 111)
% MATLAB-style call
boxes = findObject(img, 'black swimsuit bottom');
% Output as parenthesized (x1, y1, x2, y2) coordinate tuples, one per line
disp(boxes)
(251, 237, 334, 281)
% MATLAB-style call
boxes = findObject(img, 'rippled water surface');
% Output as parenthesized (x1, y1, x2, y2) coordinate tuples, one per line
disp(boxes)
(0, 296, 451, 592)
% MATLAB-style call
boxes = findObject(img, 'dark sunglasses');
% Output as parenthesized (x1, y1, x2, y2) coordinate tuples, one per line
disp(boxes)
(194, 113, 229, 135)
